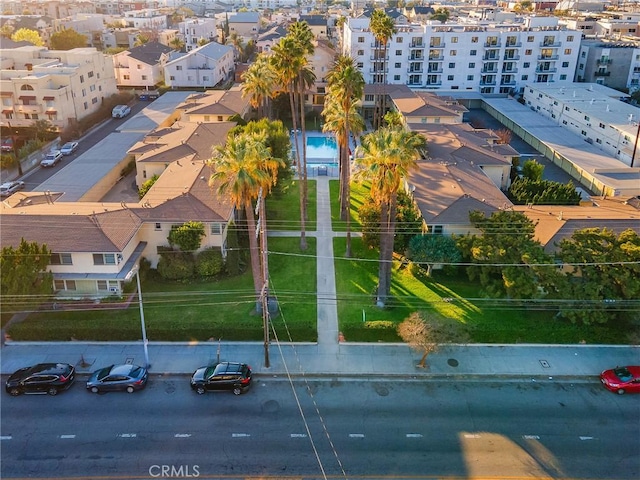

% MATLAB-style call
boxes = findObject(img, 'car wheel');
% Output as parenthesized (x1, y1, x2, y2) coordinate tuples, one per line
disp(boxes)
(9, 388, 20, 396)
(233, 386, 242, 396)
(617, 388, 625, 395)
(196, 386, 206, 395)
(126, 386, 135, 393)
(91, 386, 99, 394)
(47, 387, 58, 396)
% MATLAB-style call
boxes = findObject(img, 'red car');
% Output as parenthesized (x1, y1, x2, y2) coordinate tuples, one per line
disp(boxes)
(600, 366, 640, 394)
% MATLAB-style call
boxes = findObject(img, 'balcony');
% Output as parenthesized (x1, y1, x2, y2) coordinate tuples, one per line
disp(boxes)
(536, 67, 557, 73)
(369, 68, 388, 73)
(408, 55, 424, 61)
(427, 67, 443, 73)
(17, 104, 41, 114)
(596, 58, 612, 65)
(480, 79, 496, 85)
(595, 71, 611, 77)
(540, 41, 561, 48)
(537, 55, 559, 61)
(410, 43, 424, 49)
(482, 56, 500, 62)
(500, 79, 516, 86)
(505, 41, 522, 48)
(502, 67, 518, 73)
(429, 43, 445, 49)
(425, 80, 442, 86)
(481, 67, 498, 73)
(484, 42, 501, 48)
(370, 55, 388, 61)
(504, 54, 520, 61)
(408, 67, 424, 73)
(428, 55, 444, 61)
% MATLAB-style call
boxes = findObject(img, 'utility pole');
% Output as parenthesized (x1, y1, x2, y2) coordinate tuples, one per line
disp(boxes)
(256, 189, 270, 368)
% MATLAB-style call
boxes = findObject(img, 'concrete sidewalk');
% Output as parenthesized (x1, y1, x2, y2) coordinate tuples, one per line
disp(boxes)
(1, 341, 638, 382)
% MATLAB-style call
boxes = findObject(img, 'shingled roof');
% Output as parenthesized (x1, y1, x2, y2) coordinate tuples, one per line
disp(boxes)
(127, 41, 173, 65)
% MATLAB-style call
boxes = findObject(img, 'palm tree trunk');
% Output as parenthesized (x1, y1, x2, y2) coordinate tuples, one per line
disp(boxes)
(381, 41, 388, 125)
(345, 179, 352, 258)
(339, 133, 349, 221)
(290, 84, 307, 251)
(376, 200, 390, 307)
(244, 199, 263, 311)
(298, 79, 308, 250)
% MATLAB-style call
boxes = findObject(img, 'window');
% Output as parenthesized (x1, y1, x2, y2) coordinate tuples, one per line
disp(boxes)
(217, 115, 223, 121)
(357, 36, 364, 43)
(93, 253, 116, 265)
(562, 62, 569, 68)
(54, 280, 76, 291)
(567, 35, 574, 41)
(451, 37, 458, 43)
(471, 37, 478, 43)
(525, 49, 532, 55)
(155, 223, 162, 230)
(203, 76, 209, 81)
(523, 62, 530, 68)
(450, 50, 457, 56)
(137, 64, 142, 70)
(581, 130, 587, 136)
(50, 253, 72, 265)
(123, 74, 130, 80)
(394, 75, 400, 81)
(564, 49, 571, 55)
(467, 75, 474, 81)
(560, 74, 567, 80)
(396, 37, 403, 43)
(80, 75, 84, 83)
(596, 138, 602, 144)
(527, 36, 534, 42)
(176, 66, 182, 71)
(141, 75, 147, 80)
(365, 94, 374, 102)
(83, 102, 88, 109)
(448, 62, 455, 68)
(395, 62, 401, 68)
(447, 75, 454, 81)
(395, 50, 402, 56)
(522, 75, 528, 80)
(211, 223, 222, 235)
(91, 97, 98, 104)
(584, 115, 590, 121)
(357, 62, 363, 69)
(468, 62, 475, 68)
(169, 76, 175, 81)
(470, 50, 476, 56)
(357, 50, 364, 56)
(599, 123, 605, 129)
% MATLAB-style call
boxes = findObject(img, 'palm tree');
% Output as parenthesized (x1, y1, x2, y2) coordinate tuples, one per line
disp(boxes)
(242, 54, 275, 119)
(208, 133, 282, 307)
(355, 126, 426, 307)
(169, 36, 185, 52)
(369, 9, 396, 130)
(322, 98, 363, 257)
(271, 36, 310, 250)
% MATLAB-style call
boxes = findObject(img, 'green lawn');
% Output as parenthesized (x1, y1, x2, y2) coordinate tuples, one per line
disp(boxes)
(329, 180, 369, 232)
(333, 237, 631, 344)
(267, 179, 317, 231)
(7, 238, 317, 342)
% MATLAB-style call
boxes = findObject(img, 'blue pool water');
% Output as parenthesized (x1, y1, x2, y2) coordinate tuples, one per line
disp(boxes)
(298, 135, 338, 161)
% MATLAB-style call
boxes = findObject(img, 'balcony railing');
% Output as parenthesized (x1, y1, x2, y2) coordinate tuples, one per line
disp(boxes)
(425, 80, 442, 86)
(17, 104, 41, 114)
(504, 54, 520, 61)
(595, 71, 611, 77)
(410, 43, 424, 49)
(535, 67, 557, 73)
(480, 78, 496, 85)
(370, 55, 389, 61)
(482, 55, 499, 61)
(596, 58, 612, 65)
(429, 43, 445, 49)
(408, 55, 424, 61)
(482, 67, 498, 73)
(408, 67, 424, 73)
(537, 55, 559, 61)
(427, 67, 443, 73)
(428, 55, 444, 61)
(484, 42, 501, 48)
(505, 42, 522, 48)
(540, 41, 561, 47)
(369, 68, 388, 73)
(502, 67, 518, 73)
(500, 80, 517, 86)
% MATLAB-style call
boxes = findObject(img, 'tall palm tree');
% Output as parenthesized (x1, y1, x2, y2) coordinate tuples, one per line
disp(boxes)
(369, 9, 396, 130)
(169, 36, 185, 52)
(242, 54, 275, 119)
(208, 133, 282, 307)
(271, 35, 310, 250)
(322, 98, 363, 257)
(355, 126, 426, 307)
(325, 55, 364, 222)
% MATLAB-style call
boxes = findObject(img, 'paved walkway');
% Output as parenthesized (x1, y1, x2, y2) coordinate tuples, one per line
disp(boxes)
(2, 177, 638, 381)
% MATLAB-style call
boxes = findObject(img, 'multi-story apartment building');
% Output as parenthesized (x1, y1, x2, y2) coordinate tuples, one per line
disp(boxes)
(164, 41, 234, 88)
(576, 39, 640, 93)
(178, 18, 219, 52)
(0, 1, 97, 18)
(0, 46, 118, 131)
(343, 14, 582, 95)
(523, 83, 638, 166)
(113, 41, 173, 89)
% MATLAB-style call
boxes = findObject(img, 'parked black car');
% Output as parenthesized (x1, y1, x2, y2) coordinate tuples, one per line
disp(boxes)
(5, 363, 76, 396)
(86, 364, 148, 393)
(190, 362, 252, 395)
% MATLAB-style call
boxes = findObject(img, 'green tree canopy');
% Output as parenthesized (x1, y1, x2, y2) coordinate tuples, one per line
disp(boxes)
(168, 221, 206, 253)
(408, 234, 462, 276)
(138, 174, 158, 199)
(11, 28, 44, 46)
(523, 159, 544, 181)
(430, 8, 451, 23)
(1, 239, 53, 314)
(27, 119, 57, 142)
(508, 178, 581, 205)
(50, 28, 87, 50)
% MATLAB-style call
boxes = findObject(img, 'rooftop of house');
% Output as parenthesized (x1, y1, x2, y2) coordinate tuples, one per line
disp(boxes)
(125, 41, 174, 65)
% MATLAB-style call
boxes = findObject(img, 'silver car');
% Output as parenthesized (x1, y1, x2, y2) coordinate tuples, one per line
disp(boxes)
(86, 364, 148, 394)
(0, 180, 25, 197)
(40, 150, 63, 167)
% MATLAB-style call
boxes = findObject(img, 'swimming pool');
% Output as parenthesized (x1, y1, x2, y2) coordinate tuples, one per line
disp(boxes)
(293, 135, 338, 163)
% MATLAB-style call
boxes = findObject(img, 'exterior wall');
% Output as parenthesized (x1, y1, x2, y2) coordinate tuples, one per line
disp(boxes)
(136, 162, 167, 189)
(480, 164, 511, 190)
(113, 51, 165, 88)
(404, 113, 463, 124)
(164, 45, 234, 88)
(576, 42, 638, 91)
(343, 16, 581, 94)
(228, 20, 259, 40)
(0, 47, 117, 131)
(179, 18, 219, 52)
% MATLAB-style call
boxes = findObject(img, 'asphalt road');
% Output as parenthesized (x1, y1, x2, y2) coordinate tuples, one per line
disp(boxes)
(1, 376, 638, 479)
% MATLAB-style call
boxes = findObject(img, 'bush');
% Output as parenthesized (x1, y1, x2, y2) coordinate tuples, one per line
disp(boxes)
(138, 174, 159, 199)
(196, 247, 225, 277)
(17, 139, 44, 160)
(156, 247, 195, 281)
(508, 178, 581, 205)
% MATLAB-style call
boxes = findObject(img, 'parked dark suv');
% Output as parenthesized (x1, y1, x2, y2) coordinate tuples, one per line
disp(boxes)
(190, 362, 252, 395)
(5, 363, 76, 396)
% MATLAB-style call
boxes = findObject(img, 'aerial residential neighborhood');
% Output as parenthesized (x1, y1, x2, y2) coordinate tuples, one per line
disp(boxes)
(0, 1, 639, 479)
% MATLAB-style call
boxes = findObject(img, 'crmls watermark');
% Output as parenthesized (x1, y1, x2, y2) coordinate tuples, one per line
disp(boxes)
(149, 465, 200, 478)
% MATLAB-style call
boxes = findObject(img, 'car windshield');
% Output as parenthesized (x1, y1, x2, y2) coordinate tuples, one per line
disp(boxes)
(614, 367, 632, 381)
(96, 366, 112, 380)
(129, 367, 143, 377)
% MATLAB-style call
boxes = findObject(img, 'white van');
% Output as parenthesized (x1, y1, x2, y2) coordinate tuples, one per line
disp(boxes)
(112, 105, 131, 118)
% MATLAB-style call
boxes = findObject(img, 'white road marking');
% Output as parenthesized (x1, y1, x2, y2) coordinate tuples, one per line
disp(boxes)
(579, 436, 595, 440)
(290, 434, 307, 438)
(523, 435, 540, 440)
(174, 434, 191, 438)
(59, 435, 76, 439)
(232, 433, 250, 438)
(406, 434, 423, 438)
(118, 433, 137, 438)
(1, 436, 12, 440)
(348, 433, 365, 438)
(464, 434, 481, 438)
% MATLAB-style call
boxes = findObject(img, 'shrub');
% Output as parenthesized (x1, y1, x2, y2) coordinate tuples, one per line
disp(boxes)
(196, 247, 225, 277)
(138, 174, 159, 199)
(168, 221, 205, 253)
(156, 248, 195, 281)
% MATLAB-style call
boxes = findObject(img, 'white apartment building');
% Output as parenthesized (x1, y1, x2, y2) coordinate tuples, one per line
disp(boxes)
(164, 41, 233, 88)
(123, 9, 167, 30)
(343, 15, 582, 95)
(523, 83, 638, 166)
(113, 41, 173, 89)
(0, 46, 118, 131)
(178, 17, 219, 52)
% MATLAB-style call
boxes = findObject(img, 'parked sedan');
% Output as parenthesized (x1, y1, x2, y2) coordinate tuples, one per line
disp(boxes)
(5, 363, 75, 396)
(0, 180, 25, 197)
(59, 141, 79, 155)
(600, 366, 640, 394)
(86, 364, 148, 393)
(190, 362, 252, 395)
(40, 150, 63, 167)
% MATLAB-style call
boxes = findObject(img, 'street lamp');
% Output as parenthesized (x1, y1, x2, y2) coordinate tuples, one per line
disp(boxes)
(126, 265, 150, 368)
